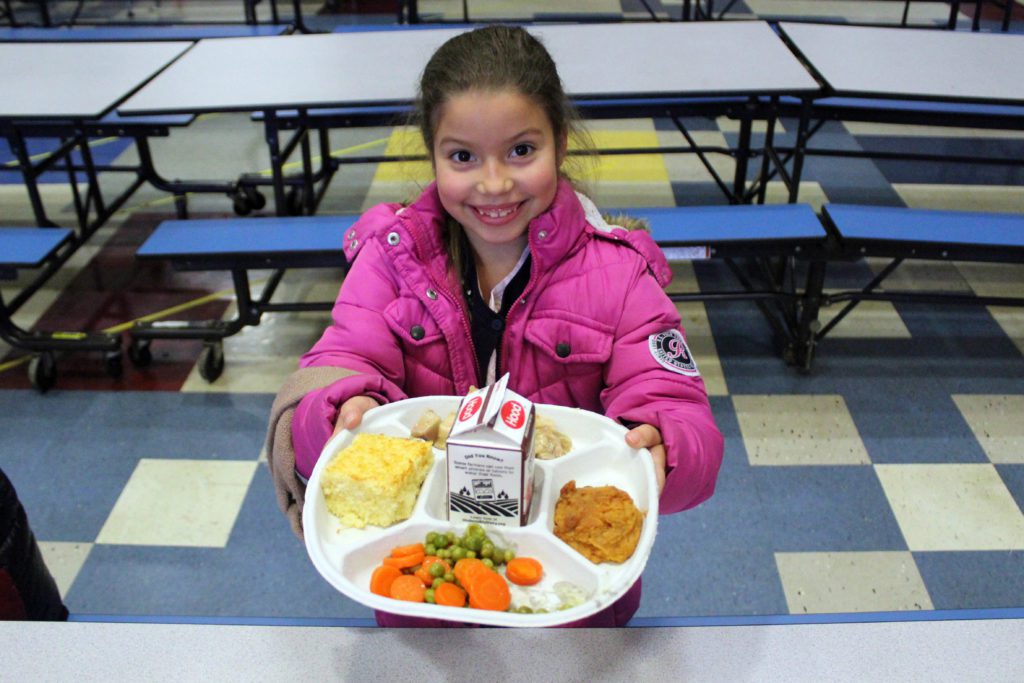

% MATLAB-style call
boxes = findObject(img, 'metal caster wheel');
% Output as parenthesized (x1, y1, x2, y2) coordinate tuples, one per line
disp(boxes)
(28, 352, 57, 393)
(104, 350, 124, 378)
(198, 342, 225, 383)
(232, 193, 253, 216)
(285, 187, 306, 216)
(128, 339, 153, 367)
(243, 186, 266, 211)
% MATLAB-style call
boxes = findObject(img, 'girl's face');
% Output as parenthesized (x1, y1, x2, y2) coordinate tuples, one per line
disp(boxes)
(432, 89, 564, 262)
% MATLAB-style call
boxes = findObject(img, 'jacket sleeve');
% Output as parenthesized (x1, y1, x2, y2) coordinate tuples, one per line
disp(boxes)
(601, 261, 724, 515)
(291, 239, 412, 478)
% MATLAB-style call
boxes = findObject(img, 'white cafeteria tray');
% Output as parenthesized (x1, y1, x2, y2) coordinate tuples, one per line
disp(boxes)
(304, 395, 658, 627)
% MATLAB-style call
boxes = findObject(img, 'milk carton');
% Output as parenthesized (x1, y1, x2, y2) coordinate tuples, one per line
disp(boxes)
(446, 374, 536, 527)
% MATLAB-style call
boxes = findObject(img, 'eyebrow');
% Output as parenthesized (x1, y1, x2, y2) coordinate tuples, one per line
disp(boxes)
(438, 128, 546, 147)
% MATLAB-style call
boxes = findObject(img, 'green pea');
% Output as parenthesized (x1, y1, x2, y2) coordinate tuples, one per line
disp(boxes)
(446, 531, 456, 545)
(432, 578, 445, 589)
(429, 562, 446, 578)
(443, 572, 455, 583)
(504, 549, 515, 563)
(424, 544, 436, 556)
(467, 523, 483, 537)
(424, 588, 435, 604)
(426, 532, 439, 547)
(482, 558, 494, 569)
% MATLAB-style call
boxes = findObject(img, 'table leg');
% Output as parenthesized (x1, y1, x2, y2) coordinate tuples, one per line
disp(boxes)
(298, 111, 315, 215)
(5, 130, 58, 228)
(74, 130, 107, 226)
(787, 98, 813, 204)
(792, 260, 826, 371)
(38, 0, 51, 26)
(732, 99, 755, 203)
(263, 110, 289, 216)
(755, 97, 778, 205)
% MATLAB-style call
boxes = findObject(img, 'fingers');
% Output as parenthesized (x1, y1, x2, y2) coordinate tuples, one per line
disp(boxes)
(333, 395, 381, 435)
(625, 423, 662, 450)
(650, 444, 667, 494)
(625, 424, 666, 494)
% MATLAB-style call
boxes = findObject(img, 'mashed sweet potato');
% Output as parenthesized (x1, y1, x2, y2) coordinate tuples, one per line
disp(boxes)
(553, 480, 643, 563)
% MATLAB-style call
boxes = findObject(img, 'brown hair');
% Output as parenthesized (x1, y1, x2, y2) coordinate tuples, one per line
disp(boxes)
(414, 25, 594, 270)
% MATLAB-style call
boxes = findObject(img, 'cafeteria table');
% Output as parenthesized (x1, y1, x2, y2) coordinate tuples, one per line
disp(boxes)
(3, 613, 1022, 679)
(0, 40, 190, 384)
(117, 21, 821, 215)
(772, 22, 1024, 204)
(0, 40, 193, 229)
(758, 23, 1024, 366)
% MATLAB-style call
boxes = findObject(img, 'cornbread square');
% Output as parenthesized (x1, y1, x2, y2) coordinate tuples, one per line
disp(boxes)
(320, 433, 433, 528)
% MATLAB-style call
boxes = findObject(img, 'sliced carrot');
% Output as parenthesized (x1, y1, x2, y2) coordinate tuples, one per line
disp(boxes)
(389, 574, 427, 602)
(467, 570, 511, 612)
(434, 581, 467, 608)
(369, 564, 403, 597)
(414, 557, 451, 586)
(382, 551, 425, 569)
(453, 558, 487, 587)
(505, 557, 543, 586)
(390, 542, 426, 558)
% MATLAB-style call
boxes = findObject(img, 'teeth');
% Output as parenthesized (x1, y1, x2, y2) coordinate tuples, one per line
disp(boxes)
(479, 206, 515, 218)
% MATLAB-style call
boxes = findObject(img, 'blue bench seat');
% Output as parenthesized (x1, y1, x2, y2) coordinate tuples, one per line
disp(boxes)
(132, 214, 358, 380)
(136, 215, 355, 269)
(823, 204, 1024, 262)
(131, 205, 832, 376)
(0, 227, 73, 273)
(619, 203, 828, 258)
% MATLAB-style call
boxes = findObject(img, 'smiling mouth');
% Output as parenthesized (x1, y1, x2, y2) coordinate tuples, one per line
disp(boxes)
(472, 202, 524, 223)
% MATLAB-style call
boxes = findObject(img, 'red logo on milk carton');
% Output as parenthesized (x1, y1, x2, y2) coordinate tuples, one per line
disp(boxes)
(501, 400, 526, 430)
(459, 396, 483, 422)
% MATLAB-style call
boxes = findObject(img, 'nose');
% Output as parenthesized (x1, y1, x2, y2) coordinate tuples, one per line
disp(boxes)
(475, 160, 513, 196)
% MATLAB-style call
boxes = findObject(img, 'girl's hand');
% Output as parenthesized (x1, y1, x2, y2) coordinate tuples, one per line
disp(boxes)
(625, 424, 666, 494)
(333, 395, 381, 437)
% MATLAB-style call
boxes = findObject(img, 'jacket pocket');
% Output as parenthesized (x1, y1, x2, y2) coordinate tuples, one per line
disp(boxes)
(384, 296, 443, 347)
(523, 314, 614, 365)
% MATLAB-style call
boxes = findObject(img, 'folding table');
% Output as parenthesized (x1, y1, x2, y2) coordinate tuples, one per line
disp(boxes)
(118, 21, 821, 214)
(0, 40, 189, 386)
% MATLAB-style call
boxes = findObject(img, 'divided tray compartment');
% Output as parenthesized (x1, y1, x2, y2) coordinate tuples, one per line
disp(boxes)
(304, 396, 658, 627)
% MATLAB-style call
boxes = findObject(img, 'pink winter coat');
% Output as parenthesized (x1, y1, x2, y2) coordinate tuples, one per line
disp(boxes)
(293, 178, 723, 515)
(292, 179, 723, 627)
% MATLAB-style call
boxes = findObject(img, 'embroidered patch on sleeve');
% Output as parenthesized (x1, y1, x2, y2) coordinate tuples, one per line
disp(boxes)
(648, 329, 700, 376)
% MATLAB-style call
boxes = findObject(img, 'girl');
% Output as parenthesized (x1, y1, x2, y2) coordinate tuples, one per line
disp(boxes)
(266, 25, 724, 627)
